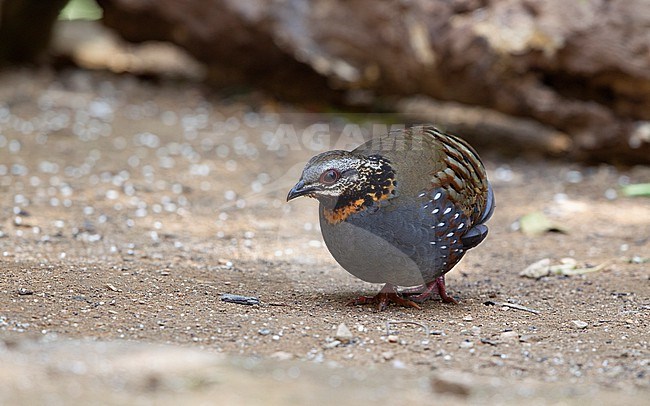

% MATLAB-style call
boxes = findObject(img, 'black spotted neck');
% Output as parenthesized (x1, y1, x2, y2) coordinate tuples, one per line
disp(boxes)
(322, 155, 396, 224)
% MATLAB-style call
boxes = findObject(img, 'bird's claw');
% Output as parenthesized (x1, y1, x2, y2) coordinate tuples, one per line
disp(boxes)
(400, 276, 458, 304)
(348, 284, 421, 311)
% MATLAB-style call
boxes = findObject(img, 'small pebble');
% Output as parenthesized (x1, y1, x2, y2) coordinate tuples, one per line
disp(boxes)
(571, 320, 588, 329)
(431, 375, 471, 396)
(270, 351, 294, 361)
(480, 338, 498, 346)
(220, 293, 259, 306)
(335, 323, 353, 342)
(500, 331, 519, 342)
(218, 258, 234, 268)
(462, 315, 473, 322)
(387, 335, 399, 343)
(324, 340, 341, 349)
(459, 340, 474, 349)
(17, 288, 33, 296)
(381, 351, 395, 360)
(258, 328, 271, 336)
(392, 360, 406, 369)
(604, 188, 617, 200)
(520, 334, 542, 342)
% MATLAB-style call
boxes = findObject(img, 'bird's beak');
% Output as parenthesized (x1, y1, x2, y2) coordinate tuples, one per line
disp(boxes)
(287, 180, 314, 201)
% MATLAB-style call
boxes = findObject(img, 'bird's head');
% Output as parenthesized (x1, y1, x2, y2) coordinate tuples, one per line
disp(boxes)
(287, 150, 396, 222)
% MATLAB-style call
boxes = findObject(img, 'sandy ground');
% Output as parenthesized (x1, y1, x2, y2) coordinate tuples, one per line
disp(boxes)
(0, 68, 648, 404)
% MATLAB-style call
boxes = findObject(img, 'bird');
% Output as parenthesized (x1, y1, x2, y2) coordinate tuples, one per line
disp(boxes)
(287, 125, 494, 311)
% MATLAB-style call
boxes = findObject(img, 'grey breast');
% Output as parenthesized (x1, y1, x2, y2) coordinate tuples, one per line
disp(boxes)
(318, 191, 466, 287)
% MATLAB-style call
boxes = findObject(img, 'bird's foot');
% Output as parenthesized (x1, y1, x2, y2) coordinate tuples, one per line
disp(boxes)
(401, 276, 458, 304)
(348, 284, 421, 311)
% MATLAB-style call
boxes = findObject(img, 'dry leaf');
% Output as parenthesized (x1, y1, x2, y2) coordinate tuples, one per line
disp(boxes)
(520, 258, 551, 278)
(518, 211, 567, 236)
(521, 258, 611, 278)
(621, 183, 650, 197)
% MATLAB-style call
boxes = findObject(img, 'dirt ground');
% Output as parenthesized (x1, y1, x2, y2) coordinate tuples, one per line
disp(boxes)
(0, 68, 648, 405)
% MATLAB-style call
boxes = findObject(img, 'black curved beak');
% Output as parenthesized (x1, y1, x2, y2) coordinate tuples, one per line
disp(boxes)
(287, 180, 314, 201)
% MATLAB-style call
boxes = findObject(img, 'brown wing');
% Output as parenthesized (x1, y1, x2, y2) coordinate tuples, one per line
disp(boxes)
(420, 127, 491, 225)
(353, 125, 491, 225)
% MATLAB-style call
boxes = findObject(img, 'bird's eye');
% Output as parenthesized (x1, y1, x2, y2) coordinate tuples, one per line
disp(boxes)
(320, 169, 340, 185)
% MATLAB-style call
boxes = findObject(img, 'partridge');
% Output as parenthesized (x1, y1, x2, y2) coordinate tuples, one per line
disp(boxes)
(287, 126, 494, 311)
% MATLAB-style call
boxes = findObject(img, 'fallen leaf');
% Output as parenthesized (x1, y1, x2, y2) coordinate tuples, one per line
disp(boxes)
(518, 211, 567, 236)
(557, 260, 611, 276)
(621, 183, 650, 197)
(519, 258, 551, 278)
(548, 257, 577, 274)
(521, 258, 611, 278)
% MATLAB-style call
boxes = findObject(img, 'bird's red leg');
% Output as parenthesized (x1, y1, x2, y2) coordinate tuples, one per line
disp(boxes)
(402, 276, 458, 304)
(349, 283, 421, 311)
(399, 284, 427, 295)
(435, 276, 458, 303)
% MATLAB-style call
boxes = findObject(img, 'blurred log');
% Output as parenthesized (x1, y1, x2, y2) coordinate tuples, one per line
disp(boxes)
(0, 0, 69, 64)
(52, 20, 206, 80)
(398, 96, 572, 158)
(95, 0, 342, 103)
(96, 0, 650, 164)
